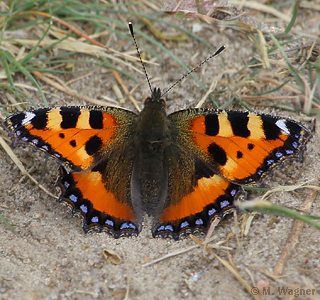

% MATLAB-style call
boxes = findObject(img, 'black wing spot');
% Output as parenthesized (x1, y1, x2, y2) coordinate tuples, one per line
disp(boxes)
(263, 118, 281, 140)
(60, 107, 81, 129)
(228, 112, 250, 137)
(59, 133, 65, 139)
(92, 159, 108, 175)
(89, 111, 104, 129)
(70, 140, 77, 147)
(194, 159, 215, 181)
(236, 151, 243, 159)
(31, 112, 48, 129)
(208, 143, 227, 166)
(248, 143, 254, 150)
(85, 135, 102, 156)
(204, 114, 219, 136)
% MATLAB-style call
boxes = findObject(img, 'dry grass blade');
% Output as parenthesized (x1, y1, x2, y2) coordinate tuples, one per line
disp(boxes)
(32, 71, 109, 106)
(0, 136, 57, 199)
(190, 235, 261, 300)
(112, 70, 140, 111)
(10, 38, 144, 75)
(138, 16, 188, 41)
(9, 11, 146, 67)
(195, 73, 223, 108)
(258, 181, 320, 201)
(141, 244, 198, 267)
(251, 265, 287, 284)
(238, 181, 320, 236)
(142, 234, 231, 267)
(164, 1, 270, 67)
(273, 185, 319, 276)
(228, 1, 291, 22)
(298, 1, 320, 11)
(236, 182, 320, 238)
(103, 249, 123, 265)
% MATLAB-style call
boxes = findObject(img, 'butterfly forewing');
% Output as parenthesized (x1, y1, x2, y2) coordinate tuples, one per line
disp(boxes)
(3, 106, 137, 172)
(169, 109, 312, 185)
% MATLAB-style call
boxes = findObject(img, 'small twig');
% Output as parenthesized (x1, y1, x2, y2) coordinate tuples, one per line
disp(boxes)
(273, 184, 319, 276)
(112, 70, 140, 112)
(141, 244, 198, 267)
(32, 71, 109, 106)
(0, 136, 57, 199)
(190, 235, 261, 300)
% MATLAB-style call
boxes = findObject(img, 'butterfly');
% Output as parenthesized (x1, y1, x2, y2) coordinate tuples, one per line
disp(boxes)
(2, 86, 312, 239)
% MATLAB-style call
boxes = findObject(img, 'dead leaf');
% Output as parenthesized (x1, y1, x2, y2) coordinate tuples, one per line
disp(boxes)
(103, 249, 122, 265)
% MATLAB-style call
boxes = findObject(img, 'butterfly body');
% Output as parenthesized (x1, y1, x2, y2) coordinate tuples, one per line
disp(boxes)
(132, 90, 171, 216)
(3, 87, 312, 239)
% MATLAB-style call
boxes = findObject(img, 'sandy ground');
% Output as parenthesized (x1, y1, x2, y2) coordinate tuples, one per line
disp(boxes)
(0, 5, 320, 300)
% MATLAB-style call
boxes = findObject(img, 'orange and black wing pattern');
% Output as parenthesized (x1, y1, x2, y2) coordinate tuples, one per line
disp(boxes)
(152, 109, 312, 239)
(3, 106, 136, 172)
(3, 106, 141, 237)
(3, 103, 312, 239)
(171, 109, 311, 184)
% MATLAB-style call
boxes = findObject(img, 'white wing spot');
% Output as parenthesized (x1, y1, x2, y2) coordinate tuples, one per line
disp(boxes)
(22, 112, 36, 126)
(275, 119, 290, 135)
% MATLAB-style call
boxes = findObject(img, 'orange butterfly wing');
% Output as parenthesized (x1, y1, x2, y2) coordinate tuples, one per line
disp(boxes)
(3, 106, 141, 237)
(172, 109, 311, 184)
(153, 109, 311, 238)
(3, 107, 136, 172)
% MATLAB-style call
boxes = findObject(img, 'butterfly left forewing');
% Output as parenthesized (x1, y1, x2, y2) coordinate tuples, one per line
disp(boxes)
(3, 106, 137, 172)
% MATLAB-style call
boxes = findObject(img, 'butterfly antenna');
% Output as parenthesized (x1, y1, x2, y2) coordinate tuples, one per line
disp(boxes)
(161, 45, 226, 98)
(129, 22, 153, 95)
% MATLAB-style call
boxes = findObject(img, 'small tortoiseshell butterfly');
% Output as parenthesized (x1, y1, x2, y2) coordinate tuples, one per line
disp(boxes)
(2, 86, 312, 239)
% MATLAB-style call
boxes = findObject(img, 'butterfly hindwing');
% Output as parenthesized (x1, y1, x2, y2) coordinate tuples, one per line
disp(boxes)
(153, 152, 243, 239)
(57, 161, 140, 238)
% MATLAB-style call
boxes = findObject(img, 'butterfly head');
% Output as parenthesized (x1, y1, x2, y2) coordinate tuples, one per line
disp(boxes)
(144, 87, 166, 109)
